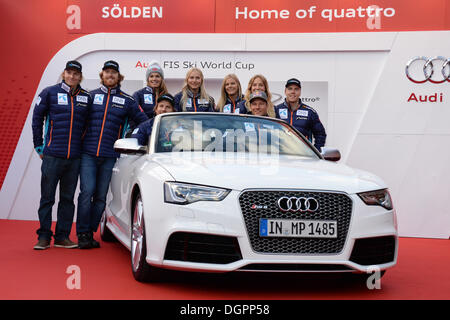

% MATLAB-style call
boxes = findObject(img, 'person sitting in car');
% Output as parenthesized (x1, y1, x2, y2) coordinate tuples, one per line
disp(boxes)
(247, 91, 271, 117)
(238, 74, 275, 117)
(132, 93, 176, 146)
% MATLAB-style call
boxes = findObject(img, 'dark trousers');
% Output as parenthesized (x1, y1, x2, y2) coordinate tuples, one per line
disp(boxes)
(76, 153, 116, 234)
(37, 155, 80, 241)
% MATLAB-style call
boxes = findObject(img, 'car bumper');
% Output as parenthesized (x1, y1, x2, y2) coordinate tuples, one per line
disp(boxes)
(144, 190, 398, 273)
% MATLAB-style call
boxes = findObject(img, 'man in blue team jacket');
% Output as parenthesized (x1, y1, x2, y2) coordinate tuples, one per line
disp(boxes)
(76, 60, 148, 249)
(32, 60, 92, 250)
(274, 78, 327, 151)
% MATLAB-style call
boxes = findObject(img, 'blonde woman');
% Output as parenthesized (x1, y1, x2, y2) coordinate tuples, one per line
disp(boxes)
(174, 68, 215, 112)
(237, 74, 275, 117)
(216, 74, 247, 114)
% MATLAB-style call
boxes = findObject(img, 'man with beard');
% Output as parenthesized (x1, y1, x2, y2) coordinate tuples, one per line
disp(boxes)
(76, 60, 148, 249)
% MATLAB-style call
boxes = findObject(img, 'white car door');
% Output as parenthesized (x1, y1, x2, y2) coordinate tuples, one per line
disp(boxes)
(109, 154, 142, 239)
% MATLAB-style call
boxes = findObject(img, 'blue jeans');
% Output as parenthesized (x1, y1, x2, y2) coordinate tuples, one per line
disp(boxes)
(37, 155, 80, 241)
(76, 153, 116, 234)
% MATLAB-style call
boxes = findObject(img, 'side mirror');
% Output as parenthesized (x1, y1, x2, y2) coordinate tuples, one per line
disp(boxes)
(114, 138, 147, 155)
(321, 147, 341, 162)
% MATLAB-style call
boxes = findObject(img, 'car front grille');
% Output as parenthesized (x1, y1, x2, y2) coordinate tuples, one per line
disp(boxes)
(239, 190, 353, 254)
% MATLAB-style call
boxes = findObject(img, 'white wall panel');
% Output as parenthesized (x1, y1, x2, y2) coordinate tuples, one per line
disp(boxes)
(347, 31, 450, 238)
(395, 135, 450, 238)
(331, 112, 363, 158)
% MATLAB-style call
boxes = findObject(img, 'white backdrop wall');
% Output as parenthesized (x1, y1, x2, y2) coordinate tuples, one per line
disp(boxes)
(1, 32, 449, 239)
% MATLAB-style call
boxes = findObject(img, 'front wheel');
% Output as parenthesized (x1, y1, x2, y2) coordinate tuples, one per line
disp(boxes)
(131, 193, 166, 282)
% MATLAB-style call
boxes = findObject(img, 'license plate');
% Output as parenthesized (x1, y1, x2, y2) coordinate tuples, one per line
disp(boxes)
(259, 219, 338, 238)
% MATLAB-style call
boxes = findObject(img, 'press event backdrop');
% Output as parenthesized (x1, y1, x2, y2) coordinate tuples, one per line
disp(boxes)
(0, 0, 449, 239)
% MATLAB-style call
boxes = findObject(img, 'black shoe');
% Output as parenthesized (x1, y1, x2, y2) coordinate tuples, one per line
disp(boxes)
(90, 232, 100, 248)
(77, 232, 92, 249)
(54, 238, 78, 249)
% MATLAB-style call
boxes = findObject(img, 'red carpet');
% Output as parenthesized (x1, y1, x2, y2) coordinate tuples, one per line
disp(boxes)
(0, 219, 449, 300)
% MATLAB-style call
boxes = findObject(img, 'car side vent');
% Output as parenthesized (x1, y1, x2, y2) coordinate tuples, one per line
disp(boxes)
(164, 232, 242, 264)
(350, 236, 396, 265)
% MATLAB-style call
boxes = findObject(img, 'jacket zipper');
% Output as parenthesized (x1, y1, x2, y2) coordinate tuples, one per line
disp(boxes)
(67, 95, 75, 159)
(47, 120, 53, 146)
(97, 90, 111, 157)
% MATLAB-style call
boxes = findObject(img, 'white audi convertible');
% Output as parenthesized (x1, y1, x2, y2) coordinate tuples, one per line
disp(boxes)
(101, 113, 398, 282)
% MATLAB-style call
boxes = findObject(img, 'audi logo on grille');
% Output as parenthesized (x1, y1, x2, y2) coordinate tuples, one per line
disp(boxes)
(405, 56, 450, 84)
(277, 196, 319, 212)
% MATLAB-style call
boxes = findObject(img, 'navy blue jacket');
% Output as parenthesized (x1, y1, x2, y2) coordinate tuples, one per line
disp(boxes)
(82, 85, 148, 158)
(221, 95, 247, 114)
(131, 118, 155, 146)
(32, 81, 92, 159)
(174, 90, 215, 112)
(236, 99, 249, 114)
(275, 100, 327, 151)
(129, 86, 157, 130)
(131, 118, 180, 152)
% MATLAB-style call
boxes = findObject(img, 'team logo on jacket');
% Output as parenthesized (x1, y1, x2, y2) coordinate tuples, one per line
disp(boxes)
(144, 94, 153, 105)
(112, 96, 125, 105)
(296, 110, 309, 117)
(94, 94, 104, 105)
(223, 104, 231, 113)
(76, 95, 88, 103)
(279, 108, 288, 119)
(57, 93, 68, 105)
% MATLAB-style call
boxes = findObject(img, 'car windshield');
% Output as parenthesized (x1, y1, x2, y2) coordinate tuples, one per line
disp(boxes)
(154, 114, 319, 158)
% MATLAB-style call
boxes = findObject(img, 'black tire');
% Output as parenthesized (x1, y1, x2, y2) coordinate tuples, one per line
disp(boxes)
(100, 212, 117, 242)
(131, 193, 166, 282)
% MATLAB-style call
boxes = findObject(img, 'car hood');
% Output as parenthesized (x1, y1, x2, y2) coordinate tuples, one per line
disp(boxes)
(150, 152, 386, 194)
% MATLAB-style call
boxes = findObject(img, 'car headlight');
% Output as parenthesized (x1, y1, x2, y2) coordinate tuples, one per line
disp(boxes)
(358, 189, 393, 210)
(164, 182, 230, 205)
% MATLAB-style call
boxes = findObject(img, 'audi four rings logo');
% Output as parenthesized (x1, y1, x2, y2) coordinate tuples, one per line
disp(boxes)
(405, 56, 450, 83)
(277, 196, 319, 212)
